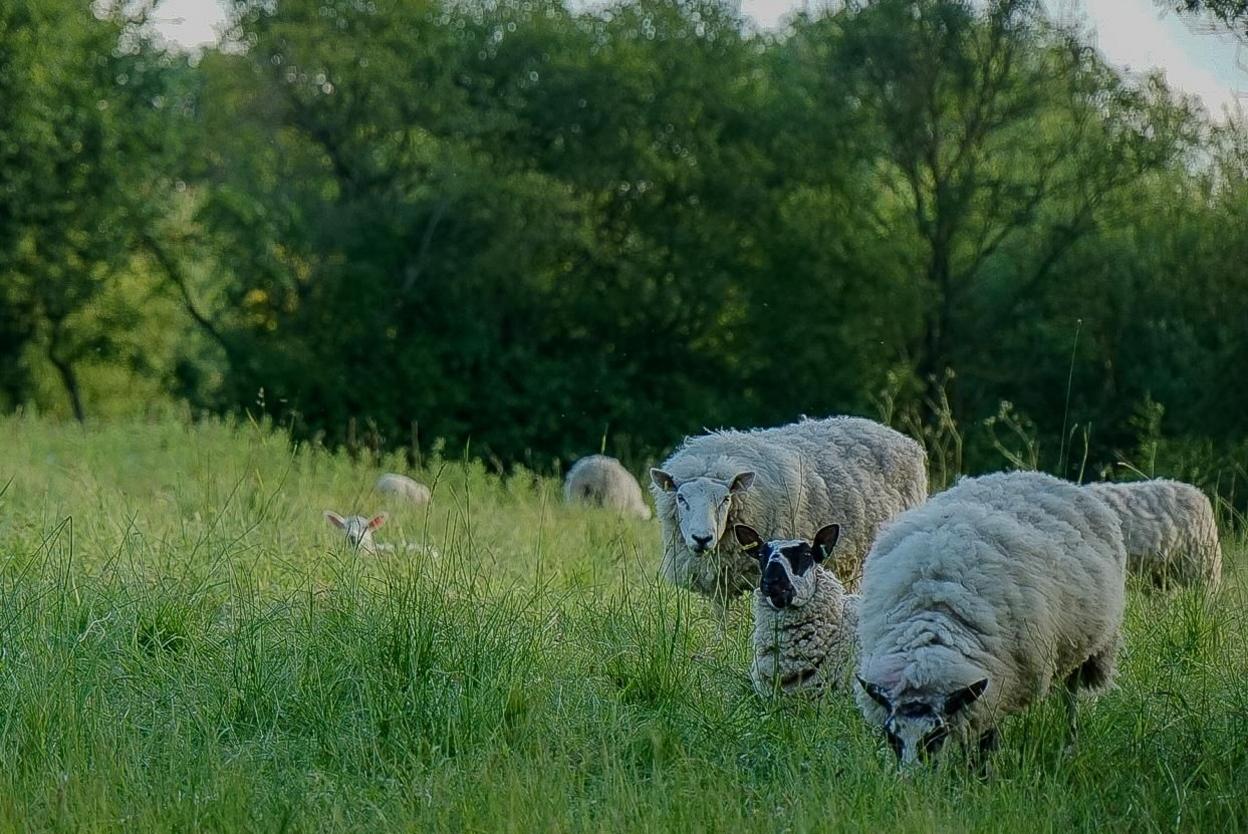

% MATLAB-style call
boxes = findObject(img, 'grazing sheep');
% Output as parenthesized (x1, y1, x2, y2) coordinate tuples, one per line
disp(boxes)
(376, 473, 431, 505)
(563, 455, 652, 520)
(650, 416, 927, 610)
(325, 511, 388, 555)
(734, 523, 859, 699)
(1085, 479, 1222, 590)
(855, 471, 1126, 768)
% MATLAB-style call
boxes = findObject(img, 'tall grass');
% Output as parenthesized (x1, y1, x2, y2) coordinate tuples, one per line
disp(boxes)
(0, 414, 1244, 831)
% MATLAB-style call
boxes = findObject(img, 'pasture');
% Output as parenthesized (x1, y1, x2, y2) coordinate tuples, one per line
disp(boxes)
(0, 414, 1245, 832)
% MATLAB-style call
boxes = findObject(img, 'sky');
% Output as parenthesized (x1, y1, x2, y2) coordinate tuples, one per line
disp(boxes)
(153, 0, 1245, 117)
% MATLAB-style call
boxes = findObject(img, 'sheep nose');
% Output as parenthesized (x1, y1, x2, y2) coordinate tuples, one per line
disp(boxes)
(691, 534, 712, 551)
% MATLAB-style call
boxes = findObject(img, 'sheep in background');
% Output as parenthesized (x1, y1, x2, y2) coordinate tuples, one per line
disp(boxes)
(563, 455, 652, 520)
(325, 511, 388, 555)
(734, 523, 859, 699)
(376, 473, 431, 505)
(1085, 479, 1222, 590)
(324, 510, 440, 558)
(855, 471, 1126, 768)
(650, 416, 927, 612)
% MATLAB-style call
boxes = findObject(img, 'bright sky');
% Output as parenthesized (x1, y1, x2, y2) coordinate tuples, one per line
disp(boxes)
(153, 0, 1245, 116)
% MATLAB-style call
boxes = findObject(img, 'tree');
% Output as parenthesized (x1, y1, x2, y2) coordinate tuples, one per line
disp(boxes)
(0, 1, 178, 419)
(835, 0, 1190, 422)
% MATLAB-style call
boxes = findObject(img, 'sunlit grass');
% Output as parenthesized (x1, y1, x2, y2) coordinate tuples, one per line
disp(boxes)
(0, 414, 1244, 831)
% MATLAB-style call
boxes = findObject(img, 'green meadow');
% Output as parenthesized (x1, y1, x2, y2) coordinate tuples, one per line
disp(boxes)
(0, 414, 1243, 832)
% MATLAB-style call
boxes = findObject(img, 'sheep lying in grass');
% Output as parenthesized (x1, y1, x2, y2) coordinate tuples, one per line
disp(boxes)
(376, 473, 431, 505)
(563, 455, 652, 520)
(855, 471, 1126, 768)
(1085, 479, 1222, 590)
(324, 511, 440, 558)
(650, 416, 927, 611)
(734, 523, 859, 699)
(325, 511, 388, 555)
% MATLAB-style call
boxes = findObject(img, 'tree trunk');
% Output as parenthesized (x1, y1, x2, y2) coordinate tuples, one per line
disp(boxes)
(48, 351, 85, 423)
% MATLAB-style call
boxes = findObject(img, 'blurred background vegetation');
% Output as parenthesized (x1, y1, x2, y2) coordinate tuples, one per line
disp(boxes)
(3, 0, 1248, 494)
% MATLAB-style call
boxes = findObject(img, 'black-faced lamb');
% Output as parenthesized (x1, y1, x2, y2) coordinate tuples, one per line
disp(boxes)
(1085, 479, 1222, 590)
(650, 416, 927, 611)
(855, 471, 1127, 768)
(563, 455, 652, 520)
(734, 523, 859, 699)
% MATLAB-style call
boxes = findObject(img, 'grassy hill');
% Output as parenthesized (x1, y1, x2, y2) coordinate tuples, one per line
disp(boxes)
(0, 415, 1243, 831)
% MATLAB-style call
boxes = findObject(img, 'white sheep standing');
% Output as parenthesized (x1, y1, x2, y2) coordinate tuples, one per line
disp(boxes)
(1085, 479, 1222, 590)
(734, 523, 859, 699)
(649, 415, 927, 610)
(563, 455, 652, 520)
(376, 473, 432, 505)
(855, 471, 1127, 768)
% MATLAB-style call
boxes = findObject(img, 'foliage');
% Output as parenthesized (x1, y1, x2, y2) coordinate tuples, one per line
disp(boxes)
(1, 0, 1247, 495)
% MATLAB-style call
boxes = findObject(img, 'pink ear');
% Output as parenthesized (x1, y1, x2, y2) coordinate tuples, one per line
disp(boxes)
(368, 513, 388, 530)
(325, 511, 346, 529)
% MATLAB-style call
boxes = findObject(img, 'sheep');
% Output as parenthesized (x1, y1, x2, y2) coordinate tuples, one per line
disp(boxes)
(325, 511, 388, 555)
(854, 471, 1127, 768)
(734, 523, 859, 699)
(649, 415, 928, 611)
(376, 473, 431, 505)
(1084, 479, 1222, 590)
(563, 455, 652, 520)
(324, 510, 440, 558)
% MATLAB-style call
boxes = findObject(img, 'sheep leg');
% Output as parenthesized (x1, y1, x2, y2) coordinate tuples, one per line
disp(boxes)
(712, 597, 730, 641)
(974, 727, 999, 779)
(1062, 674, 1079, 757)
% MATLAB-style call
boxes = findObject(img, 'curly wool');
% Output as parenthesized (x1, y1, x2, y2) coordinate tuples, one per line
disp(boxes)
(1085, 479, 1222, 590)
(752, 568, 859, 698)
(563, 455, 652, 520)
(855, 471, 1127, 739)
(653, 416, 928, 603)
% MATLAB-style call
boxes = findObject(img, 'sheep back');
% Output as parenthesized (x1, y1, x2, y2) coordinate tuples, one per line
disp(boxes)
(376, 473, 431, 505)
(563, 455, 652, 520)
(1085, 479, 1222, 589)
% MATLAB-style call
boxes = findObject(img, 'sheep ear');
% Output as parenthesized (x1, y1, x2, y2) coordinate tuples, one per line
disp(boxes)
(325, 511, 346, 529)
(367, 513, 388, 530)
(944, 678, 989, 716)
(858, 676, 891, 709)
(650, 468, 677, 492)
(730, 471, 755, 493)
(812, 524, 840, 561)
(733, 524, 763, 551)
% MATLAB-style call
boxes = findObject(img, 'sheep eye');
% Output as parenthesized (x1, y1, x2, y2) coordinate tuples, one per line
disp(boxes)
(677, 496, 687, 507)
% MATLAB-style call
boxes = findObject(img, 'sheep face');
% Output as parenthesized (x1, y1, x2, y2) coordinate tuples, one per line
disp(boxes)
(652, 469, 754, 554)
(325, 511, 387, 552)
(858, 677, 989, 767)
(734, 523, 840, 610)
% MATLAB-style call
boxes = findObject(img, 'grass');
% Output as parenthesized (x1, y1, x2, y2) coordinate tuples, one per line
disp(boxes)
(0, 414, 1245, 832)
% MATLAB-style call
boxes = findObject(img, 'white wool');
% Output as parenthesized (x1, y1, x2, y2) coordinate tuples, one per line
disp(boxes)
(1085, 479, 1222, 590)
(751, 567, 859, 698)
(563, 455, 652, 520)
(376, 473, 432, 505)
(855, 471, 1127, 748)
(652, 416, 928, 605)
